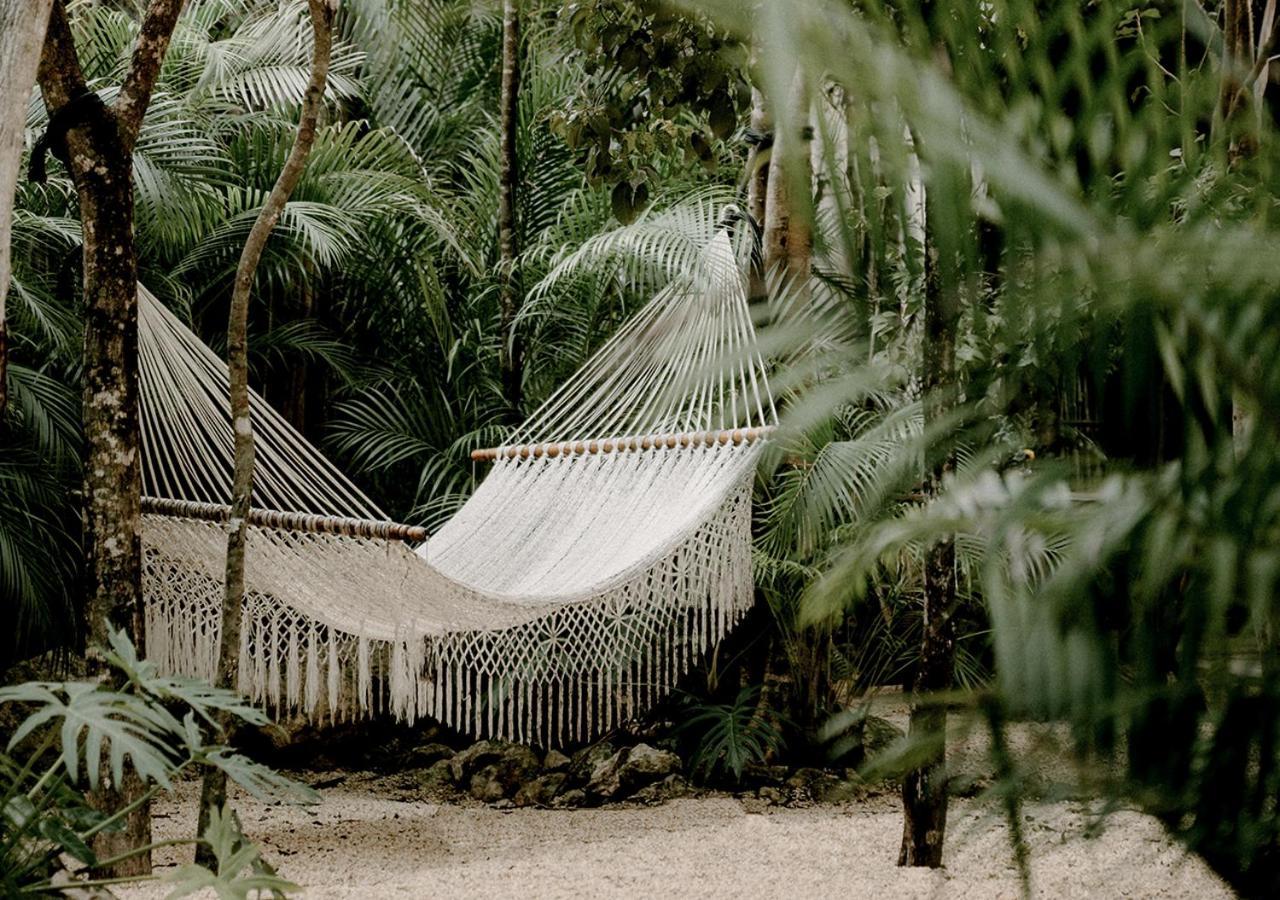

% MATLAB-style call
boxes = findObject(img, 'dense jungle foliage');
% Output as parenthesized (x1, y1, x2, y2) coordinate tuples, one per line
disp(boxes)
(5, 0, 1280, 894)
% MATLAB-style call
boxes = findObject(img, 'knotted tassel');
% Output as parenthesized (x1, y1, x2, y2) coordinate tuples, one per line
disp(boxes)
(305, 624, 320, 716)
(357, 637, 371, 710)
(327, 630, 340, 721)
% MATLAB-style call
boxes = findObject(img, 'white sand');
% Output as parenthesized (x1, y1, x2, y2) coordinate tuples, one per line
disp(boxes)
(113, 692, 1235, 898)
(120, 776, 1233, 900)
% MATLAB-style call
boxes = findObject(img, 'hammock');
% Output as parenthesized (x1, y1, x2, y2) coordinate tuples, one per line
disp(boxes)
(139, 231, 775, 746)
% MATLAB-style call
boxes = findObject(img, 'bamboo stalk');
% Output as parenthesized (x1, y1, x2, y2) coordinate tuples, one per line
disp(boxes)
(470, 425, 776, 462)
(141, 496, 427, 543)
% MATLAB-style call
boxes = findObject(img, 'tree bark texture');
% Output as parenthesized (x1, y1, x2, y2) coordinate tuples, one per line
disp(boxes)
(195, 0, 334, 865)
(1218, 0, 1279, 148)
(745, 85, 771, 304)
(898, 203, 959, 869)
(746, 85, 771, 225)
(497, 0, 523, 416)
(37, 0, 187, 877)
(762, 72, 813, 295)
(0, 0, 55, 417)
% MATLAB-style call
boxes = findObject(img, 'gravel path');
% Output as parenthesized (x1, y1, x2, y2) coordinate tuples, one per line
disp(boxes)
(120, 779, 1233, 899)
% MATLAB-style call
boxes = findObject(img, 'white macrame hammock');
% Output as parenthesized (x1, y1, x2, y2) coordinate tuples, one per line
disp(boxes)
(139, 231, 775, 746)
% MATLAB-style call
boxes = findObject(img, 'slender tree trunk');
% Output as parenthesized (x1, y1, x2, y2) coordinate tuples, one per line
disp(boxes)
(36, 0, 186, 876)
(1218, 0, 1278, 154)
(745, 85, 771, 304)
(497, 0, 522, 416)
(195, 0, 334, 865)
(746, 86, 771, 225)
(0, 0, 55, 417)
(1223, 2, 1276, 452)
(762, 71, 812, 293)
(1220, 0, 1252, 117)
(898, 198, 959, 869)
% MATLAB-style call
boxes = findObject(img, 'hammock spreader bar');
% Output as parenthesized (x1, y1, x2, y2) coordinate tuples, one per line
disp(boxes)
(141, 496, 429, 542)
(469, 425, 776, 461)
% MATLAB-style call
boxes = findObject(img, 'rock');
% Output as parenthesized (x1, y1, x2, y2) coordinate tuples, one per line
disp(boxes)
(740, 796, 771, 815)
(448, 740, 539, 786)
(757, 786, 785, 805)
(550, 788, 587, 809)
(514, 772, 569, 808)
(785, 767, 841, 806)
(469, 765, 510, 803)
(568, 741, 616, 784)
(586, 743, 682, 801)
(491, 798, 515, 810)
(415, 759, 455, 791)
(585, 750, 626, 800)
(619, 744, 682, 782)
(409, 742, 457, 768)
(543, 749, 571, 772)
(820, 776, 868, 804)
(629, 774, 690, 805)
(863, 715, 905, 756)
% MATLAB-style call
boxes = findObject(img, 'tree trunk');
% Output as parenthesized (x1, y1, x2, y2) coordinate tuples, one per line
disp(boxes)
(1218, 0, 1278, 155)
(745, 85, 771, 304)
(762, 71, 812, 295)
(37, 0, 185, 876)
(898, 196, 959, 869)
(746, 86, 771, 225)
(497, 0, 523, 417)
(195, 0, 333, 866)
(0, 0, 55, 417)
(1220, 0, 1252, 118)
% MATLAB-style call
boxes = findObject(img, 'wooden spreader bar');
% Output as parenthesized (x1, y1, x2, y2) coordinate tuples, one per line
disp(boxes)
(142, 496, 428, 543)
(470, 425, 775, 462)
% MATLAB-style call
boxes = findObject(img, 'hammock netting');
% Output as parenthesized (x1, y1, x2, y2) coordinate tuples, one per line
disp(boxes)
(139, 231, 774, 746)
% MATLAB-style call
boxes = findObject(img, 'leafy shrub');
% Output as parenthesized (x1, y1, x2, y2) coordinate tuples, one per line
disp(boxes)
(678, 686, 787, 783)
(0, 629, 315, 896)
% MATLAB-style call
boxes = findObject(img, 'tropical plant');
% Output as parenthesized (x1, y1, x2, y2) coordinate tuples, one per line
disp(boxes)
(0, 628, 314, 895)
(671, 0, 1280, 891)
(677, 685, 787, 783)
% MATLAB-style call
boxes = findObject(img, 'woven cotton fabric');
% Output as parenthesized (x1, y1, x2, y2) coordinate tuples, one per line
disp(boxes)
(139, 230, 774, 744)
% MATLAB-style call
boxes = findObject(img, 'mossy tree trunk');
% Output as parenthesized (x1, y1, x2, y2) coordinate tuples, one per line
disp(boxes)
(35, 0, 186, 876)
(194, 0, 334, 867)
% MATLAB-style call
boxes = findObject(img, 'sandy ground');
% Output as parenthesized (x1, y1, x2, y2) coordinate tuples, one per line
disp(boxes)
(118, 776, 1232, 900)
(112, 691, 1234, 899)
